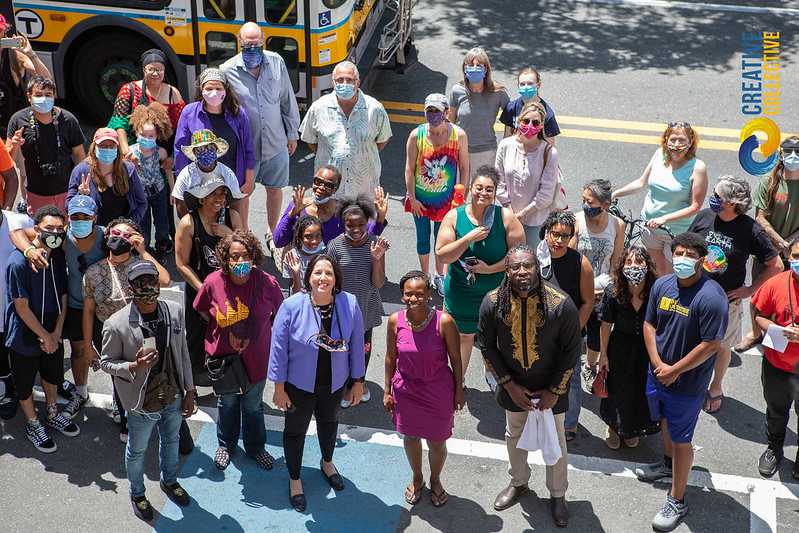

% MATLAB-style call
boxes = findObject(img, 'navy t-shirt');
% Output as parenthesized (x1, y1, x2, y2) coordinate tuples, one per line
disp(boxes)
(645, 274, 728, 395)
(5, 248, 68, 356)
(499, 96, 561, 138)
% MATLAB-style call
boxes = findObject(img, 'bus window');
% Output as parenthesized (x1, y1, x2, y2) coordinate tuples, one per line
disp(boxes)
(265, 0, 298, 26)
(266, 37, 299, 92)
(203, 0, 236, 19)
(206, 32, 238, 67)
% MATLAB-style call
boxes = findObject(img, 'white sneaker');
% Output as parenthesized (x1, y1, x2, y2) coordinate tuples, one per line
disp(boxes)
(340, 398, 351, 409)
(361, 387, 371, 402)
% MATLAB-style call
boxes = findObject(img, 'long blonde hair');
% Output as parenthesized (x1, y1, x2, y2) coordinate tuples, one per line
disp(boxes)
(461, 47, 504, 92)
(87, 141, 130, 196)
(518, 101, 547, 141)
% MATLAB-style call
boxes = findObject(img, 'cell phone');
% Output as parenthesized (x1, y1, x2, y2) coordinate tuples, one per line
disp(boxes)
(464, 256, 478, 267)
(142, 337, 156, 351)
(0, 37, 23, 49)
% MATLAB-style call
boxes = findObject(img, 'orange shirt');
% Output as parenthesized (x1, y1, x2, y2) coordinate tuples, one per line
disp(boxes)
(752, 270, 799, 373)
(0, 137, 13, 206)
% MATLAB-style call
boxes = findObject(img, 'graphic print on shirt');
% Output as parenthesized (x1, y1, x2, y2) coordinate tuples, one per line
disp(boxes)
(703, 230, 732, 274)
(213, 297, 250, 328)
(203, 245, 221, 269)
(658, 296, 690, 317)
(581, 234, 611, 276)
(414, 124, 458, 220)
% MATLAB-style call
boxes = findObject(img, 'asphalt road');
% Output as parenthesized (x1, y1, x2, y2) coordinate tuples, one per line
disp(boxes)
(3, 1, 799, 532)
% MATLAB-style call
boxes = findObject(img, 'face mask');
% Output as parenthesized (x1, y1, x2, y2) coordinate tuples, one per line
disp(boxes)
(426, 110, 444, 127)
(40, 230, 65, 249)
(623, 265, 647, 285)
(519, 85, 538, 101)
(202, 89, 226, 107)
(70, 220, 93, 239)
(137, 136, 158, 150)
(334, 82, 356, 100)
(106, 235, 132, 256)
(517, 122, 543, 139)
(241, 46, 263, 68)
(131, 284, 160, 305)
(313, 194, 332, 205)
(31, 96, 54, 114)
(782, 152, 799, 171)
(709, 193, 724, 214)
(582, 203, 602, 218)
(302, 242, 325, 255)
(230, 261, 252, 278)
(667, 142, 688, 153)
(789, 259, 799, 276)
(195, 148, 218, 168)
(96, 147, 118, 164)
(673, 256, 698, 279)
(464, 65, 485, 84)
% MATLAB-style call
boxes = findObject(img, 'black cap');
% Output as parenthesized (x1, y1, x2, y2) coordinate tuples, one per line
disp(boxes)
(127, 260, 159, 282)
(781, 137, 799, 151)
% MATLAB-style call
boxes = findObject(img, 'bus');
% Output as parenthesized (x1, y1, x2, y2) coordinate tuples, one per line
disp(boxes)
(4, 0, 387, 123)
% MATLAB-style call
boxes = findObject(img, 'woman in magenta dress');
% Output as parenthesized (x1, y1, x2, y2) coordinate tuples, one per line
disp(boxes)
(384, 271, 464, 508)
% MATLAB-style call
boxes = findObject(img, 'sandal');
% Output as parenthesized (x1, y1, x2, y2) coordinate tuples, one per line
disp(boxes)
(430, 484, 449, 508)
(404, 482, 425, 505)
(214, 446, 230, 470)
(565, 429, 577, 442)
(254, 450, 275, 470)
(703, 391, 724, 414)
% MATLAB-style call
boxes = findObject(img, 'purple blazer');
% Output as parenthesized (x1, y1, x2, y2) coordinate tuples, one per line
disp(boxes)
(268, 290, 365, 393)
(272, 201, 387, 248)
(67, 160, 146, 225)
(173, 101, 255, 184)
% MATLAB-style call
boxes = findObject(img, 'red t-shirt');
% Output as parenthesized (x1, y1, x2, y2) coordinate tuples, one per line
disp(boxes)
(193, 269, 284, 383)
(752, 270, 799, 373)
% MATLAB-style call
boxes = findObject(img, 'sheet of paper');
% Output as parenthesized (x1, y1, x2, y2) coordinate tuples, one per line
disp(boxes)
(762, 324, 789, 354)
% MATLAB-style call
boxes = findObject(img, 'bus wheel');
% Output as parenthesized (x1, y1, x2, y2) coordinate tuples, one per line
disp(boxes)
(69, 33, 153, 125)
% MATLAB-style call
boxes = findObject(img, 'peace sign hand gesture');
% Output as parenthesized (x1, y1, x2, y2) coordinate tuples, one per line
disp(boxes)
(77, 173, 91, 196)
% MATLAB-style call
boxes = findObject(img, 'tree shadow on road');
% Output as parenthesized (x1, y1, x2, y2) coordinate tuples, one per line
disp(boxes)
(709, 395, 797, 444)
(399, 490, 504, 532)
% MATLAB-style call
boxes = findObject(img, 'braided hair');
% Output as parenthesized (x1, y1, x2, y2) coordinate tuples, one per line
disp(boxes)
(291, 215, 323, 252)
(495, 244, 548, 324)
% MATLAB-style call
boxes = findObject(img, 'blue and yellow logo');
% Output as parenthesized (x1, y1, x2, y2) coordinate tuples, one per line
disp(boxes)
(738, 117, 781, 176)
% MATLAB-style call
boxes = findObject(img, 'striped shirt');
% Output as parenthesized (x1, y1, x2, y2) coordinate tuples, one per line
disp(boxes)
(327, 234, 383, 330)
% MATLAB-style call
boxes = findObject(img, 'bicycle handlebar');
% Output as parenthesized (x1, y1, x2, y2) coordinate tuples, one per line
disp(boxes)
(607, 202, 674, 238)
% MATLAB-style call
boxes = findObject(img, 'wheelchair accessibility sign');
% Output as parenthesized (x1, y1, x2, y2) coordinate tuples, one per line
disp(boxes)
(319, 10, 332, 27)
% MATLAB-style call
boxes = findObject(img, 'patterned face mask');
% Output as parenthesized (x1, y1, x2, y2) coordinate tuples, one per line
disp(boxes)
(131, 283, 160, 305)
(622, 265, 647, 285)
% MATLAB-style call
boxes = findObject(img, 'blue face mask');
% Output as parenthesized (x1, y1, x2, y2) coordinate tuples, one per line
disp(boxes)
(69, 220, 93, 239)
(96, 147, 118, 164)
(231, 261, 252, 278)
(195, 147, 218, 168)
(334, 83, 356, 100)
(783, 152, 799, 171)
(582, 203, 602, 218)
(137, 136, 158, 149)
(673, 256, 698, 279)
(519, 85, 538, 101)
(302, 242, 325, 255)
(464, 65, 485, 84)
(709, 193, 724, 214)
(790, 259, 799, 276)
(241, 46, 263, 68)
(31, 96, 54, 114)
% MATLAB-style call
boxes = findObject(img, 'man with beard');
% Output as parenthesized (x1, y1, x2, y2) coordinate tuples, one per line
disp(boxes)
(477, 244, 581, 527)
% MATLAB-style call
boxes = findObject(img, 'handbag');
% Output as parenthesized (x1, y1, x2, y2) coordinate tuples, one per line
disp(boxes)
(592, 366, 609, 398)
(542, 143, 568, 211)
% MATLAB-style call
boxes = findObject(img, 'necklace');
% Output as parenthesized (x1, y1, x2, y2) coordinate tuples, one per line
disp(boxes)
(314, 301, 334, 319)
(406, 307, 434, 330)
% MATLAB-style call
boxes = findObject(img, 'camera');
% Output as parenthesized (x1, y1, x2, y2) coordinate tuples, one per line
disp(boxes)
(40, 162, 58, 176)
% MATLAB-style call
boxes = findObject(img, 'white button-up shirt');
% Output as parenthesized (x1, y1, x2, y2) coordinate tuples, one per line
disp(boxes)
(299, 91, 392, 199)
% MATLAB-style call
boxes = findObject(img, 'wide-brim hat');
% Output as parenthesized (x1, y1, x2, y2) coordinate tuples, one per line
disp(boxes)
(181, 129, 229, 161)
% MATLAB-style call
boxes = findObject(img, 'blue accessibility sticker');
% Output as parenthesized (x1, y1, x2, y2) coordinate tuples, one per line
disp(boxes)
(319, 10, 332, 27)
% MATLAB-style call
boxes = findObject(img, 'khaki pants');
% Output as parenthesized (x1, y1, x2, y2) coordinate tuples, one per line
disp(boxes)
(505, 410, 569, 497)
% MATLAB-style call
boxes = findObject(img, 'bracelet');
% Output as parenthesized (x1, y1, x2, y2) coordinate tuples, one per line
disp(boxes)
(23, 245, 36, 258)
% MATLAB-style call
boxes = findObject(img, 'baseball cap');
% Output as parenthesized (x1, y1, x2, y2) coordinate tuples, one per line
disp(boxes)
(127, 260, 159, 282)
(424, 93, 448, 112)
(67, 195, 97, 216)
(93, 127, 119, 145)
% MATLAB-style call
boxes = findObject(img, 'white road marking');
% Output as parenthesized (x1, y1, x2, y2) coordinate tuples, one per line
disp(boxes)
(750, 483, 778, 533)
(579, 0, 799, 15)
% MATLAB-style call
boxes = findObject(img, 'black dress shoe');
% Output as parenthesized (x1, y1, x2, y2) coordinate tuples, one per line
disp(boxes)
(289, 491, 306, 512)
(321, 461, 345, 491)
(758, 447, 782, 478)
(550, 496, 569, 527)
(493, 484, 529, 511)
(131, 496, 154, 521)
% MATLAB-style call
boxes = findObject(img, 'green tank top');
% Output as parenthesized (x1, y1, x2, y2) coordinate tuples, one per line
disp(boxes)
(450, 204, 507, 293)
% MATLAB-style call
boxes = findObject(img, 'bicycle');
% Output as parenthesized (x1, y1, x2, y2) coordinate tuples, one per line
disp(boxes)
(609, 200, 674, 248)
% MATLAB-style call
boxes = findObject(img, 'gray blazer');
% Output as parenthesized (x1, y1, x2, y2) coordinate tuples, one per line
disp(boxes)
(100, 300, 195, 412)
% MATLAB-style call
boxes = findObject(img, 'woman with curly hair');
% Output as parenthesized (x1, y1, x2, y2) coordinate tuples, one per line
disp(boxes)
(128, 102, 174, 255)
(193, 229, 284, 471)
(612, 121, 708, 275)
(597, 245, 660, 449)
(282, 215, 325, 294)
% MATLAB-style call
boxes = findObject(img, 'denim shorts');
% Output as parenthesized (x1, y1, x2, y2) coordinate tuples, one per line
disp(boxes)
(646, 375, 704, 443)
(254, 148, 290, 188)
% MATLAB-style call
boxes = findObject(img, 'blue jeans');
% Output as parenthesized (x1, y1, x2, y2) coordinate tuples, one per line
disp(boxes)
(565, 359, 582, 430)
(217, 379, 266, 455)
(523, 225, 541, 249)
(125, 396, 182, 497)
(142, 186, 171, 249)
(413, 215, 442, 255)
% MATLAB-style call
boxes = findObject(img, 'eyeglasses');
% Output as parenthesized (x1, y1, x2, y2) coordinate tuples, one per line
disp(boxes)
(668, 121, 691, 129)
(520, 118, 541, 127)
(548, 230, 573, 242)
(109, 228, 134, 240)
(143, 67, 164, 74)
(313, 177, 337, 190)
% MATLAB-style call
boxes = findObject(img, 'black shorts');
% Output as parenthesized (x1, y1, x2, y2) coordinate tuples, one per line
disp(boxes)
(586, 311, 601, 353)
(63, 307, 85, 342)
(11, 346, 65, 401)
(0, 332, 10, 375)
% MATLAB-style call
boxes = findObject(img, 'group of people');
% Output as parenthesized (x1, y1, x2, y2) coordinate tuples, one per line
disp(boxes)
(0, 25, 797, 533)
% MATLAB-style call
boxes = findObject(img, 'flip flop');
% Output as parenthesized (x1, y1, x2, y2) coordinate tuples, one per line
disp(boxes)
(404, 482, 425, 505)
(703, 391, 724, 414)
(431, 486, 449, 508)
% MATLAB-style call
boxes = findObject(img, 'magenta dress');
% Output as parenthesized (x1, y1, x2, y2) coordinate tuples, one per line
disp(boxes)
(392, 310, 455, 441)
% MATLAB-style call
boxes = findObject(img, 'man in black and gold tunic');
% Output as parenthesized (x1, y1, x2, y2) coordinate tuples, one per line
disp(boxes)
(477, 244, 581, 528)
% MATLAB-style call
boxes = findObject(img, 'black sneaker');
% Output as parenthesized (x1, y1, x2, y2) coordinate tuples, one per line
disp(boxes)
(26, 420, 57, 453)
(61, 393, 88, 420)
(131, 496, 154, 521)
(635, 459, 673, 482)
(47, 410, 80, 437)
(759, 447, 783, 478)
(160, 481, 190, 507)
(57, 380, 76, 401)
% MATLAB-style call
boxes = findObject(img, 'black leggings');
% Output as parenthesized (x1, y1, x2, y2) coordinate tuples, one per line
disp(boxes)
(283, 382, 344, 480)
(761, 357, 799, 449)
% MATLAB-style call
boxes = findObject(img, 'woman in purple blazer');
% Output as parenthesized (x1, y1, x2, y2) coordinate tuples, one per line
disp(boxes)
(269, 254, 365, 513)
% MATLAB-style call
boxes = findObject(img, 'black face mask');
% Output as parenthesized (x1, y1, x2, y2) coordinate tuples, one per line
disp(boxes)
(40, 230, 65, 250)
(107, 235, 132, 256)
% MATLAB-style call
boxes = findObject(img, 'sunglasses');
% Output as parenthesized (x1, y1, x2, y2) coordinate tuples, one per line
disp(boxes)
(109, 228, 134, 240)
(308, 333, 349, 352)
(313, 177, 337, 190)
(520, 118, 541, 127)
(783, 148, 799, 156)
(668, 121, 691, 129)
